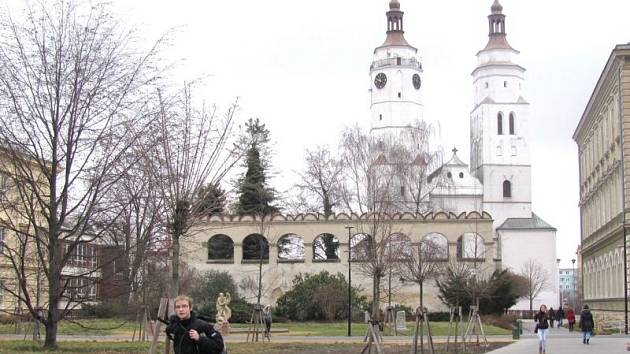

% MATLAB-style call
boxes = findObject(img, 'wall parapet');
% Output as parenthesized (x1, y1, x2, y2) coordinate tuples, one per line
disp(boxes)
(204, 211, 492, 223)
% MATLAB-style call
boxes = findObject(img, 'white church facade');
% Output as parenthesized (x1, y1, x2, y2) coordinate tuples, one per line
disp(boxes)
(185, 0, 558, 311)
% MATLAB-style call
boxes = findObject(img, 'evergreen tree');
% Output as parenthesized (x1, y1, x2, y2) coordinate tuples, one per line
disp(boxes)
(198, 182, 226, 215)
(234, 118, 278, 215)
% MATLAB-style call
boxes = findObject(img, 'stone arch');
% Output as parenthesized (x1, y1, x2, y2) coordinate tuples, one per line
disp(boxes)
(421, 233, 449, 260)
(277, 233, 305, 261)
(313, 233, 340, 261)
(207, 234, 234, 261)
(350, 233, 373, 261)
(457, 233, 485, 260)
(242, 233, 269, 261)
(385, 233, 412, 261)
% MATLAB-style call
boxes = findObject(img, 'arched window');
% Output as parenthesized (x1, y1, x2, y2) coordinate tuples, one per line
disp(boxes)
(457, 233, 485, 260)
(509, 113, 516, 135)
(242, 234, 269, 261)
(497, 112, 503, 135)
(503, 180, 512, 198)
(208, 234, 234, 261)
(277, 233, 305, 261)
(421, 233, 448, 260)
(350, 233, 373, 261)
(385, 233, 412, 261)
(313, 233, 340, 261)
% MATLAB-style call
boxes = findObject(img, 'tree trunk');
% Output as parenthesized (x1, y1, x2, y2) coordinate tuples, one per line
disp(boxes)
(44, 306, 59, 349)
(171, 234, 180, 298)
(372, 274, 381, 321)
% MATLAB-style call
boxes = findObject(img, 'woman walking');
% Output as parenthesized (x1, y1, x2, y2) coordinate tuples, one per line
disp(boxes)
(534, 304, 551, 354)
(579, 305, 594, 344)
(566, 307, 576, 332)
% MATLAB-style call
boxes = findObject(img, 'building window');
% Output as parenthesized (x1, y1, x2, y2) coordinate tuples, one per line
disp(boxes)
(447, 172, 452, 178)
(503, 180, 512, 198)
(459, 172, 464, 178)
(511, 146, 517, 156)
(485, 82, 489, 89)
(398, 92, 401, 98)
(379, 114, 383, 121)
(504, 81, 507, 87)
(0, 228, 4, 254)
(497, 112, 503, 135)
(509, 113, 515, 135)
(496, 146, 503, 156)
(0, 281, 4, 307)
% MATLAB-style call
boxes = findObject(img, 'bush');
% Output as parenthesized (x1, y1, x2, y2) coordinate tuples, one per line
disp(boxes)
(79, 303, 114, 318)
(198, 298, 254, 324)
(427, 311, 451, 322)
(275, 271, 366, 321)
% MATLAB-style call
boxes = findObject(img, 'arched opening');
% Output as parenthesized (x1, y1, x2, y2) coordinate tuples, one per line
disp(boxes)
(503, 180, 512, 198)
(208, 234, 234, 261)
(509, 113, 516, 135)
(350, 233, 373, 261)
(384, 233, 412, 261)
(277, 233, 305, 261)
(421, 233, 449, 260)
(497, 112, 503, 135)
(242, 234, 269, 261)
(313, 233, 340, 261)
(457, 233, 485, 260)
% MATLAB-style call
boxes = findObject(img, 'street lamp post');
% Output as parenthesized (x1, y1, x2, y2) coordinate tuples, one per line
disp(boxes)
(346, 226, 354, 337)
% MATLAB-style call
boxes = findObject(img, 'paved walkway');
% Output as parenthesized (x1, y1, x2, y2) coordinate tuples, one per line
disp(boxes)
(486, 336, 629, 354)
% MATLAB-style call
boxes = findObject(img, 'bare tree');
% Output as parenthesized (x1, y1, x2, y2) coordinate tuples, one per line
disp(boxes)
(292, 145, 343, 217)
(149, 84, 239, 298)
(520, 258, 550, 312)
(0, 0, 167, 348)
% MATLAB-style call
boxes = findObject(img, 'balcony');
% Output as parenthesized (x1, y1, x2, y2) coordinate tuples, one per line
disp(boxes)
(371, 57, 422, 71)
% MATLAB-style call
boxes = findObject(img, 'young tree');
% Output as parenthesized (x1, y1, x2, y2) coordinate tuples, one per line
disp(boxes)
(0, 0, 167, 348)
(293, 146, 343, 217)
(520, 259, 550, 312)
(150, 85, 240, 298)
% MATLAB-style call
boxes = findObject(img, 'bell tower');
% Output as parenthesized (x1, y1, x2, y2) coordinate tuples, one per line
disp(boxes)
(470, 0, 532, 226)
(369, 0, 424, 137)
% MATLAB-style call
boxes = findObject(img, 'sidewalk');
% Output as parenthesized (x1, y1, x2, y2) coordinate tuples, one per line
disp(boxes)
(486, 336, 629, 354)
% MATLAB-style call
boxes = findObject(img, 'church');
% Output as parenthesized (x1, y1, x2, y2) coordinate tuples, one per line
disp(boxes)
(185, 0, 559, 312)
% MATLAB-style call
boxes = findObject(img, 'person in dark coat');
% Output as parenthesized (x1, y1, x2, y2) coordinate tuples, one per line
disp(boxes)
(556, 306, 565, 327)
(534, 304, 550, 354)
(165, 295, 224, 354)
(548, 307, 555, 328)
(579, 304, 594, 345)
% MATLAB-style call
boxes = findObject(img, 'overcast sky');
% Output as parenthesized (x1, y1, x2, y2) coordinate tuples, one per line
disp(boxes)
(105, 0, 630, 268)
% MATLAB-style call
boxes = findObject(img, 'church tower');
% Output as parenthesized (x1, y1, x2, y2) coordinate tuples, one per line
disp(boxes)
(470, 0, 531, 226)
(369, 0, 423, 137)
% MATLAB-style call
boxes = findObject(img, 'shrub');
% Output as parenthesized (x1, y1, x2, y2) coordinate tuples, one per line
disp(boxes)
(275, 271, 366, 321)
(79, 303, 114, 318)
(483, 314, 518, 330)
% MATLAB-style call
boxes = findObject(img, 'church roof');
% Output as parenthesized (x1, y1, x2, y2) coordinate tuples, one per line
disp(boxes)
(497, 213, 557, 231)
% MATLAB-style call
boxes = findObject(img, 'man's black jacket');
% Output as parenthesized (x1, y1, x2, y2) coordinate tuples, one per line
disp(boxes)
(165, 312, 224, 354)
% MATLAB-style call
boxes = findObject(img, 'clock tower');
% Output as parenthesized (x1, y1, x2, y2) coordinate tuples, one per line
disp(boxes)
(470, 0, 532, 226)
(369, 0, 423, 137)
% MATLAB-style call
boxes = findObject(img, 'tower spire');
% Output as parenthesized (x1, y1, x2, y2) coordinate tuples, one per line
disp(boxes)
(482, 0, 513, 51)
(378, 0, 411, 48)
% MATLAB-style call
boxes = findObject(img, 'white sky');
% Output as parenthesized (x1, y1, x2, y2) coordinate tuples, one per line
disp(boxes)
(106, 0, 630, 268)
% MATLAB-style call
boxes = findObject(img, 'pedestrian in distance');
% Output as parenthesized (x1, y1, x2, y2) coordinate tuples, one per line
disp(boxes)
(534, 304, 551, 354)
(548, 307, 555, 328)
(263, 305, 273, 340)
(579, 304, 595, 345)
(165, 295, 225, 354)
(556, 306, 565, 328)
(566, 307, 576, 332)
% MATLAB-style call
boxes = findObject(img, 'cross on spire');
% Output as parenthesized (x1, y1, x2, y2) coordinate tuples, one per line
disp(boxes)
(452, 147, 459, 155)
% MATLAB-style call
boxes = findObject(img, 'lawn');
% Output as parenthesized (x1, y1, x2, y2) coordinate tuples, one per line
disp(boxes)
(0, 340, 510, 354)
(0, 319, 510, 337)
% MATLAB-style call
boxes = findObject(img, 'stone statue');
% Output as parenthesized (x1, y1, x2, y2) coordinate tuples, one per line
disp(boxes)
(216, 292, 232, 322)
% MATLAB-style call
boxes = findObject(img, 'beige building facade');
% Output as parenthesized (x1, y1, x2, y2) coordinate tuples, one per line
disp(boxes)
(183, 211, 496, 309)
(573, 43, 630, 326)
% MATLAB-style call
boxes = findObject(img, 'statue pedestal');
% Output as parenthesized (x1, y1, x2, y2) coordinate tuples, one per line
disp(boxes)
(220, 321, 230, 336)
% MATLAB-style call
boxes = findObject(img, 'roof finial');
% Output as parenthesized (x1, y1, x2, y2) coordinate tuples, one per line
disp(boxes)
(452, 147, 459, 155)
(491, 0, 503, 14)
(389, 0, 401, 10)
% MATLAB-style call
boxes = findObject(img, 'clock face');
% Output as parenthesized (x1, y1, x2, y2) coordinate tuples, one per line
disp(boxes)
(412, 74, 421, 89)
(374, 73, 387, 89)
